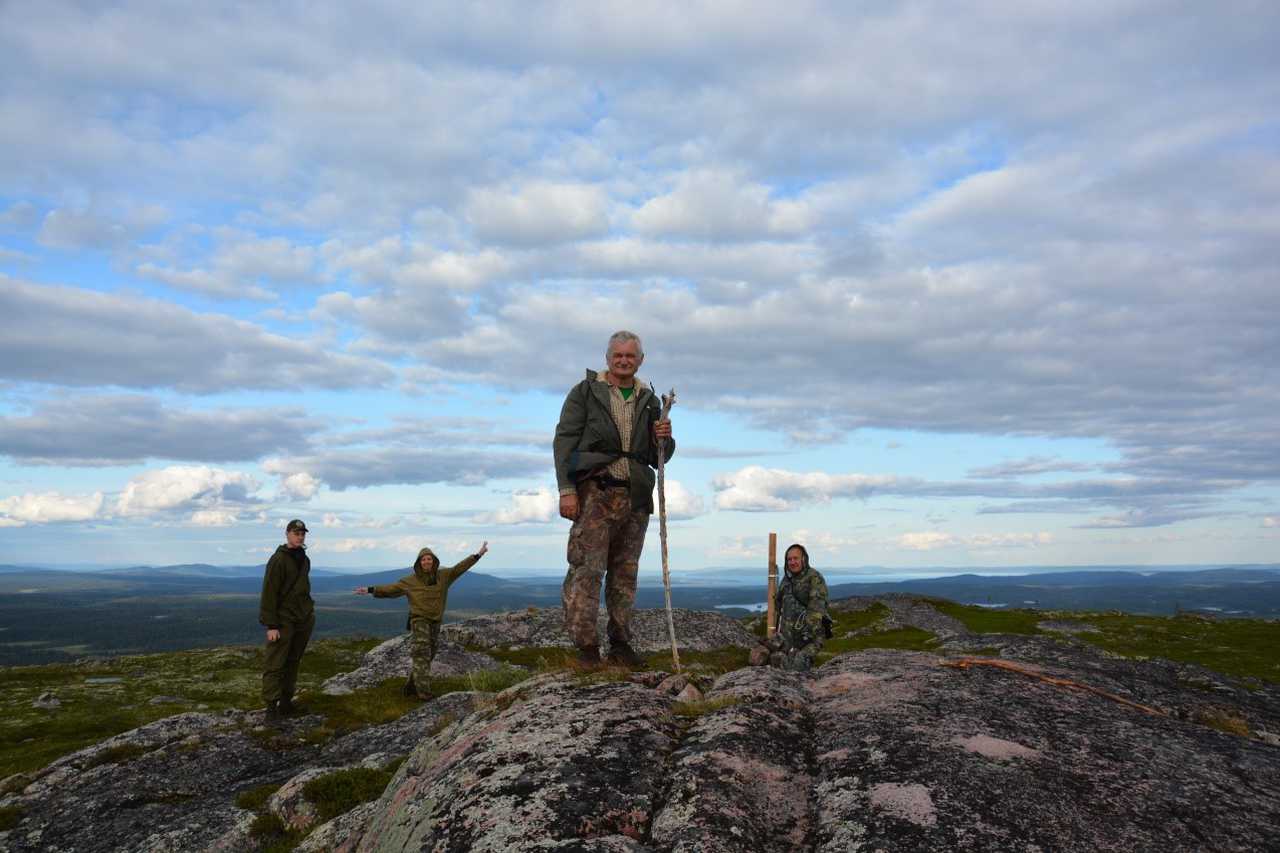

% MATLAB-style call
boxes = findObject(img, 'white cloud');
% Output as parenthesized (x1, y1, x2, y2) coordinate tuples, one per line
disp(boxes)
(273, 470, 321, 501)
(713, 466, 900, 511)
(895, 531, 1054, 551)
(190, 509, 238, 527)
(660, 479, 706, 520)
(896, 531, 958, 551)
(0, 490, 104, 526)
(1265, 516, 1279, 528)
(466, 182, 609, 245)
(115, 465, 261, 517)
(322, 512, 343, 527)
(476, 488, 558, 525)
(632, 170, 815, 241)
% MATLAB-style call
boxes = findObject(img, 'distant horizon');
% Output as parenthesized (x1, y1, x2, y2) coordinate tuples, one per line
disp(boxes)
(6, 560, 1279, 583)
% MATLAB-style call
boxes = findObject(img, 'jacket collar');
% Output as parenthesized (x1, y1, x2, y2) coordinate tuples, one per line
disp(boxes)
(586, 368, 650, 401)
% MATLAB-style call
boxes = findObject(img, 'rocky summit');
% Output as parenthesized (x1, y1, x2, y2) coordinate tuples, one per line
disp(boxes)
(2, 599, 1278, 852)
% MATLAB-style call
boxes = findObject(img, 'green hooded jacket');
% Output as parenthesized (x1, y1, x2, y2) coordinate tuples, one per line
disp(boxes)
(258, 544, 314, 628)
(369, 547, 480, 621)
(552, 369, 676, 514)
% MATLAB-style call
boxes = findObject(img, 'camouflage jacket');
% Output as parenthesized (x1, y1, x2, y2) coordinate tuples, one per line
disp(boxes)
(775, 565, 829, 650)
(258, 545, 314, 628)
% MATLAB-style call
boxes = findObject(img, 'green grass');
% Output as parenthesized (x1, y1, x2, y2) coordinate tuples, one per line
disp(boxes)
(301, 766, 395, 823)
(929, 600, 1044, 635)
(83, 742, 149, 769)
(235, 782, 282, 812)
(817, 627, 938, 663)
(0, 637, 380, 778)
(247, 813, 304, 853)
(643, 646, 751, 677)
(1074, 613, 1280, 685)
(828, 601, 892, 635)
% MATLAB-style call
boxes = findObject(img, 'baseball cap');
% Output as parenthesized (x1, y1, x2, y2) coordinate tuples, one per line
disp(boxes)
(286, 519, 309, 533)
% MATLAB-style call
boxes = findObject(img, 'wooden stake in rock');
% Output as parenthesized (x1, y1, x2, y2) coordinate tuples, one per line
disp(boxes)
(654, 385, 681, 673)
(766, 532, 778, 638)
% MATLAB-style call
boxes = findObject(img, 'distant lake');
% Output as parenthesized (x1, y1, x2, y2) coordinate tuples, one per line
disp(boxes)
(716, 603, 767, 612)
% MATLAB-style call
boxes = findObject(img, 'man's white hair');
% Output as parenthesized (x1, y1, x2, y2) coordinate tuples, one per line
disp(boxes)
(606, 330, 644, 358)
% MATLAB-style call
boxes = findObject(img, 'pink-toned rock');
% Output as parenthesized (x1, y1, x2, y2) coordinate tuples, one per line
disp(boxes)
(674, 683, 703, 703)
(656, 674, 688, 695)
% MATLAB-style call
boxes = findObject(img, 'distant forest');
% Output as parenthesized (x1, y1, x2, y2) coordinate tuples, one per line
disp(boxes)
(1, 566, 1277, 665)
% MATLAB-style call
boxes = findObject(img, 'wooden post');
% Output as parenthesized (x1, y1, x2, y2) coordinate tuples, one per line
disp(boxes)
(766, 532, 778, 638)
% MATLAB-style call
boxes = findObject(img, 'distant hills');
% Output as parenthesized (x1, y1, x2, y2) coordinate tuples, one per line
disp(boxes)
(1, 563, 1277, 665)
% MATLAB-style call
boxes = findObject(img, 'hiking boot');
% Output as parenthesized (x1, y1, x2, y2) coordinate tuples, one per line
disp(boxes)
(606, 642, 646, 669)
(576, 645, 602, 668)
(413, 690, 434, 702)
(263, 700, 282, 723)
(401, 676, 417, 697)
(279, 698, 308, 717)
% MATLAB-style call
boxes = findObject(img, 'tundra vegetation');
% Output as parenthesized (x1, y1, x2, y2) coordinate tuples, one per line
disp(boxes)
(3, 601, 1278, 787)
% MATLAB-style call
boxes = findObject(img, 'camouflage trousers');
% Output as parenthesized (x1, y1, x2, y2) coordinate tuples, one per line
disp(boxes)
(409, 617, 441, 697)
(767, 634, 822, 673)
(562, 479, 649, 649)
(262, 613, 314, 703)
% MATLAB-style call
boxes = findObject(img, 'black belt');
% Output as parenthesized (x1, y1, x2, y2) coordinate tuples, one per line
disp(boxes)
(590, 475, 630, 489)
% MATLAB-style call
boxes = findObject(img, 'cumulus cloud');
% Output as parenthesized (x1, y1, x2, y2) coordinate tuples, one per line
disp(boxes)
(272, 470, 321, 501)
(660, 479, 707, 520)
(0, 395, 319, 466)
(1265, 517, 1279, 528)
(37, 205, 165, 250)
(0, 278, 392, 392)
(264, 448, 545, 491)
(0, 490, 104, 526)
(713, 466, 902, 511)
(466, 182, 609, 246)
(190, 509, 239, 527)
(115, 465, 262, 517)
(632, 170, 815, 241)
(476, 488, 558, 525)
(895, 531, 1053, 551)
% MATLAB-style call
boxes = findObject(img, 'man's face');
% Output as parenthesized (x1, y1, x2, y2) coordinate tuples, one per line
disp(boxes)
(606, 339, 643, 382)
(287, 529, 307, 548)
(785, 548, 804, 575)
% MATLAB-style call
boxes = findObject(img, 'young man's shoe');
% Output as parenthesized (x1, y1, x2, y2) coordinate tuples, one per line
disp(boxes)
(576, 645, 602, 668)
(606, 642, 646, 668)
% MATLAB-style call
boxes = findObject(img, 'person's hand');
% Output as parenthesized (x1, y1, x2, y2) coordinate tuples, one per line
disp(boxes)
(354, 587, 369, 595)
(477, 541, 489, 557)
(559, 494, 578, 521)
(266, 628, 281, 643)
(653, 419, 672, 440)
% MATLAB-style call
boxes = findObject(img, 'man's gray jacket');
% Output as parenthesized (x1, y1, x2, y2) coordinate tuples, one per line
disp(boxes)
(553, 369, 676, 514)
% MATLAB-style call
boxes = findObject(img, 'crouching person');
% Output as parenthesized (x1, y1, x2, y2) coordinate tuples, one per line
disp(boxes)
(354, 541, 488, 700)
(768, 543, 830, 672)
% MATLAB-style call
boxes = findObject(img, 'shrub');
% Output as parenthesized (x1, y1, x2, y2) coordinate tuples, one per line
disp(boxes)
(301, 766, 394, 823)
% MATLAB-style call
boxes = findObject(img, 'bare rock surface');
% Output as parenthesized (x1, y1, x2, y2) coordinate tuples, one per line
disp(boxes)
(3, 600, 1279, 852)
(443, 607, 756, 652)
(322, 638, 504, 695)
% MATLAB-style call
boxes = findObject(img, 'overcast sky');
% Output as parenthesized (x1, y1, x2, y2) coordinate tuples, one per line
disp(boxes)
(2, 1, 1278, 576)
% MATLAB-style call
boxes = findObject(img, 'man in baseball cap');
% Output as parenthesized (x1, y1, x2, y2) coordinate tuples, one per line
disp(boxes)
(258, 519, 315, 722)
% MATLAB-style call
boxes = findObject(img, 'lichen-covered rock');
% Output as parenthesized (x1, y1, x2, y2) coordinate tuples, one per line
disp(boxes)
(322, 637, 504, 695)
(443, 607, 756, 653)
(339, 674, 684, 852)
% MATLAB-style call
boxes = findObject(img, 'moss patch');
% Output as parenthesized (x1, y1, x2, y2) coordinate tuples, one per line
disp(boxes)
(0, 636, 381, 778)
(234, 782, 282, 812)
(817, 627, 938, 662)
(301, 765, 394, 823)
(83, 742, 149, 769)
(1075, 613, 1280, 685)
(930, 600, 1044, 635)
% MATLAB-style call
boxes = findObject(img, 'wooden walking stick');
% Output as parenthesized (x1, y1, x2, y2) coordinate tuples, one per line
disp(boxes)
(654, 385, 681, 673)
(766, 533, 778, 638)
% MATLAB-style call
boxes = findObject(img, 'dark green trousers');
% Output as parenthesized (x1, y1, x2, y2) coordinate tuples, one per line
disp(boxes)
(262, 613, 314, 703)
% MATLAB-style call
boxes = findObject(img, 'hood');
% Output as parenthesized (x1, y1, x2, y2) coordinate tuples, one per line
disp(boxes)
(413, 547, 439, 581)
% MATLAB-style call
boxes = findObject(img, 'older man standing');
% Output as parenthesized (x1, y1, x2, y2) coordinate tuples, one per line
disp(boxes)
(553, 330, 674, 667)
